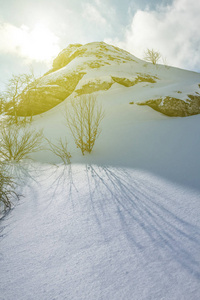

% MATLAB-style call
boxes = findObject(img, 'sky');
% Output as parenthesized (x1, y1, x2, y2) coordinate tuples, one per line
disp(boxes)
(0, 0, 199, 91)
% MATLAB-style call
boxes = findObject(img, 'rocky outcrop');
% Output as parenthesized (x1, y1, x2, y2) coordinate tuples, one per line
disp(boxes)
(112, 74, 158, 87)
(75, 73, 158, 96)
(45, 44, 85, 75)
(138, 95, 200, 117)
(75, 79, 113, 96)
(17, 72, 85, 115)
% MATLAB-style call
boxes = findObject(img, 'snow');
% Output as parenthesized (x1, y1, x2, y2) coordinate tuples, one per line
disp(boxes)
(0, 164, 200, 299)
(1, 43, 200, 299)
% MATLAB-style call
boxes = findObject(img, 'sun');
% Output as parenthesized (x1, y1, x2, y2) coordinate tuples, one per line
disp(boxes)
(20, 22, 60, 62)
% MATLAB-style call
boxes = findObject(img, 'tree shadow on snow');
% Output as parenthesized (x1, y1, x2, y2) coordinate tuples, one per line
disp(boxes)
(28, 163, 200, 280)
(82, 164, 200, 279)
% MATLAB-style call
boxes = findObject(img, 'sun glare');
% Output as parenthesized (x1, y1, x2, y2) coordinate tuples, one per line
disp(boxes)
(19, 23, 60, 62)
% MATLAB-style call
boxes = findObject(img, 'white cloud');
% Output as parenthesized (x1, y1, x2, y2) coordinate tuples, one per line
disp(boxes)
(0, 22, 60, 63)
(94, 0, 101, 6)
(106, 0, 200, 71)
(82, 3, 107, 25)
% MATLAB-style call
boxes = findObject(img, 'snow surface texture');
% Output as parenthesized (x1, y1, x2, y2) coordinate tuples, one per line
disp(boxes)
(1, 49, 200, 299)
(0, 164, 200, 300)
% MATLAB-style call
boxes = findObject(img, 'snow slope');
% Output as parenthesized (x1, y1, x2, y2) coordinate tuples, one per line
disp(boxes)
(29, 81, 200, 190)
(1, 43, 200, 299)
(0, 164, 200, 300)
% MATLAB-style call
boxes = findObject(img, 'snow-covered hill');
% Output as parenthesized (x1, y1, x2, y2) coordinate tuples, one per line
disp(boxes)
(17, 42, 200, 117)
(1, 42, 200, 300)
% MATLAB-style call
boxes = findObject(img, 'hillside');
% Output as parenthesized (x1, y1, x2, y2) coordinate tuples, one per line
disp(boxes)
(15, 41, 200, 117)
(0, 42, 200, 300)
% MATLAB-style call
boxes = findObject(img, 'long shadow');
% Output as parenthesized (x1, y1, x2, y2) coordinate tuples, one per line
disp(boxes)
(2, 163, 199, 280)
(43, 163, 200, 279)
(43, 164, 81, 210)
(83, 164, 200, 279)
(45, 163, 200, 279)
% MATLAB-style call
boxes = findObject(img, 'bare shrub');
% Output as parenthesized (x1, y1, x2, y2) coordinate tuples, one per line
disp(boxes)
(0, 125, 43, 162)
(144, 48, 161, 65)
(162, 56, 170, 69)
(46, 138, 71, 164)
(3, 71, 35, 123)
(0, 165, 18, 211)
(65, 94, 105, 155)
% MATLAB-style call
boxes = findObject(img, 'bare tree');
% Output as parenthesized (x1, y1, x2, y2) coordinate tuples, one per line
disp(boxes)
(65, 94, 105, 155)
(144, 48, 161, 65)
(3, 71, 35, 123)
(0, 124, 43, 162)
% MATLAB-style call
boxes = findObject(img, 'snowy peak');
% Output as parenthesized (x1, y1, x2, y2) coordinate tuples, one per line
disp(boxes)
(15, 41, 200, 117)
(50, 42, 138, 73)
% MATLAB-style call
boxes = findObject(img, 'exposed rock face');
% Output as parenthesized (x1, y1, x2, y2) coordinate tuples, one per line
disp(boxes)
(10, 41, 200, 117)
(111, 74, 158, 87)
(75, 73, 158, 96)
(17, 72, 85, 115)
(45, 44, 84, 75)
(138, 95, 200, 117)
(75, 79, 113, 96)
